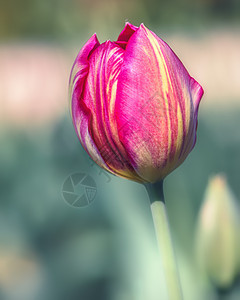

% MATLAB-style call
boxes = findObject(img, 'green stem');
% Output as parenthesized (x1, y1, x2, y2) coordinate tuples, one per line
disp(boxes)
(145, 181, 183, 300)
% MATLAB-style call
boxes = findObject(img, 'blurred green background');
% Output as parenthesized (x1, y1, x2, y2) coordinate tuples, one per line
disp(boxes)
(0, 0, 240, 299)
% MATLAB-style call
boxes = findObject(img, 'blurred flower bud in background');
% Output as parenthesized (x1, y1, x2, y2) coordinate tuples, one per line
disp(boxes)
(195, 174, 240, 288)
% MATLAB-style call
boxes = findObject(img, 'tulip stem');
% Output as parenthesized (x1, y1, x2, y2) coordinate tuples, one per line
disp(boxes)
(145, 181, 183, 300)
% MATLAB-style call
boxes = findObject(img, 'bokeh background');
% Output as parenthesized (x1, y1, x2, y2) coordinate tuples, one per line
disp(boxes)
(0, 0, 240, 299)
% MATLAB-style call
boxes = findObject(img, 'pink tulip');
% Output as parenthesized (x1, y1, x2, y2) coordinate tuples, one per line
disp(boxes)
(69, 23, 203, 183)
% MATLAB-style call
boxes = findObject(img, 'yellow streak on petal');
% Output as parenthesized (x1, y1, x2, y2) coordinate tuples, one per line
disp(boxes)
(173, 103, 184, 163)
(145, 30, 173, 164)
(109, 78, 117, 115)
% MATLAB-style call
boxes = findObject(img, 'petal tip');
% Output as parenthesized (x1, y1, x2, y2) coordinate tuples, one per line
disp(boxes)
(117, 22, 138, 43)
(139, 23, 148, 31)
(190, 78, 204, 112)
(92, 32, 99, 42)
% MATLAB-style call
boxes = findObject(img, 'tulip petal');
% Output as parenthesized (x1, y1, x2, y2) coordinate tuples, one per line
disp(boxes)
(76, 40, 142, 181)
(117, 22, 138, 43)
(114, 23, 138, 50)
(70, 34, 109, 169)
(116, 24, 203, 182)
(70, 33, 100, 115)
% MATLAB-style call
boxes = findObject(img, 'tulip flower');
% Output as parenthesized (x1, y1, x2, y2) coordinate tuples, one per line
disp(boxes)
(196, 175, 240, 288)
(69, 23, 204, 300)
(69, 22, 203, 183)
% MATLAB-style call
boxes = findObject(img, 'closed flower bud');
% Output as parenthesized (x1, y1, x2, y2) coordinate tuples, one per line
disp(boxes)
(69, 23, 203, 183)
(196, 175, 240, 288)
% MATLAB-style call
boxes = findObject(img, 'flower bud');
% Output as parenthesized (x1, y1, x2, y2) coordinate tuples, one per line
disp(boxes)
(196, 174, 240, 288)
(69, 23, 203, 183)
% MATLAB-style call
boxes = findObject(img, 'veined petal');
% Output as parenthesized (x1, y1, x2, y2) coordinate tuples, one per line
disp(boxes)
(117, 22, 138, 43)
(114, 22, 138, 50)
(70, 34, 107, 170)
(115, 24, 203, 182)
(77, 40, 143, 182)
(70, 33, 100, 116)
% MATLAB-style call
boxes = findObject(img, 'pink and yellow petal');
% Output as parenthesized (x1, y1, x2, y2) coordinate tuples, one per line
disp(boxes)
(69, 33, 100, 117)
(78, 40, 143, 181)
(70, 34, 109, 169)
(115, 24, 202, 182)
